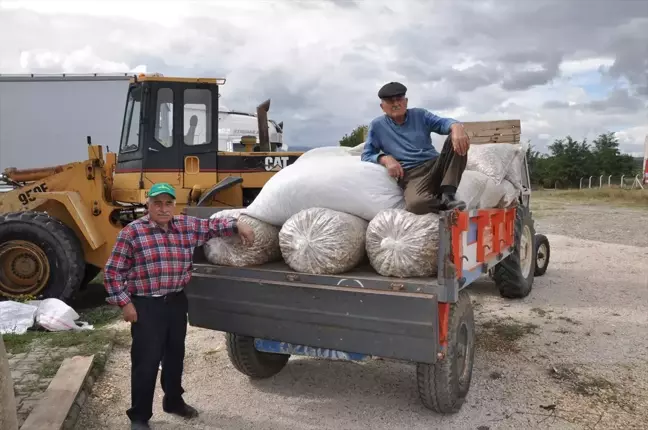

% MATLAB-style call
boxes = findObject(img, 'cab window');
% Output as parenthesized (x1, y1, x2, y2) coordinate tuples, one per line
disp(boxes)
(184, 89, 212, 145)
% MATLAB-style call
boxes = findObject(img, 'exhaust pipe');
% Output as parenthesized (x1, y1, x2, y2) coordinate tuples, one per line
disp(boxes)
(256, 99, 271, 152)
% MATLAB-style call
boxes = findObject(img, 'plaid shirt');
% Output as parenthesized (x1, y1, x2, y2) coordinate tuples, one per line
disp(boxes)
(103, 214, 237, 307)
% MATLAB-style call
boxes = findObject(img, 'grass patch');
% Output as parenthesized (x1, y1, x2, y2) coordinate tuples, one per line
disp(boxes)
(477, 318, 539, 353)
(533, 188, 648, 208)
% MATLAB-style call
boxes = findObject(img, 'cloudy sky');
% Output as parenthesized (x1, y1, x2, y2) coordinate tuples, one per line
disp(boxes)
(1, 0, 647, 155)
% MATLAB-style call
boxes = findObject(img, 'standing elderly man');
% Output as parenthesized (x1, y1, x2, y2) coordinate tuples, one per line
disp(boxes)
(361, 81, 471, 214)
(103, 182, 255, 430)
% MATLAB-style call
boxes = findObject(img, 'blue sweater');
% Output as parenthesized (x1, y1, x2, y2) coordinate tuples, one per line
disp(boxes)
(361, 108, 458, 170)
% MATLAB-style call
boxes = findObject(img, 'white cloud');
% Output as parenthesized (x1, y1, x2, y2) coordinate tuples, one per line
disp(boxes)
(0, 0, 646, 155)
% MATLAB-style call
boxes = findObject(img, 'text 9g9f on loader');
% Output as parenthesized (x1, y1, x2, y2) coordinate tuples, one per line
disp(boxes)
(0, 73, 303, 302)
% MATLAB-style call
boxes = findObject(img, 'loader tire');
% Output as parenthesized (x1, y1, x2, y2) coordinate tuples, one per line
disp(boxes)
(493, 206, 535, 299)
(0, 211, 85, 302)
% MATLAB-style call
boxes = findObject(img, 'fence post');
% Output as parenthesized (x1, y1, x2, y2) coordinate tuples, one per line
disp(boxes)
(599, 175, 603, 188)
(579, 177, 584, 189)
(588, 176, 593, 188)
(620, 175, 625, 188)
(608, 175, 612, 187)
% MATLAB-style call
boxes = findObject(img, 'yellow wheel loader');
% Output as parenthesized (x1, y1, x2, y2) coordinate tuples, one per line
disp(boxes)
(0, 74, 304, 302)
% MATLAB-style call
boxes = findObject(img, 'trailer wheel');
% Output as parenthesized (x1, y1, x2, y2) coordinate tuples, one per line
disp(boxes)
(493, 207, 535, 299)
(416, 290, 475, 414)
(0, 211, 85, 302)
(533, 234, 550, 277)
(226, 333, 290, 379)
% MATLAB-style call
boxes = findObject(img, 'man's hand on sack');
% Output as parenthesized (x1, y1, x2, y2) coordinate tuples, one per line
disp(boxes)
(450, 123, 470, 156)
(237, 220, 255, 246)
(379, 155, 404, 180)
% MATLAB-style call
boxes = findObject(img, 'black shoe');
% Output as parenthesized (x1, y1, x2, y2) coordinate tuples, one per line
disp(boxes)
(131, 421, 151, 430)
(163, 400, 199, 419)
(440, 192, 466, 211)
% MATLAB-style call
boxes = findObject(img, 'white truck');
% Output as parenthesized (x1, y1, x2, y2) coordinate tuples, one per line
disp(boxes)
(0, 73, 286, 173)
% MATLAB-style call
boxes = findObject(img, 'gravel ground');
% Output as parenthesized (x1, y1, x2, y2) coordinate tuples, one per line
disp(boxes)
(75, 203, 648, 430)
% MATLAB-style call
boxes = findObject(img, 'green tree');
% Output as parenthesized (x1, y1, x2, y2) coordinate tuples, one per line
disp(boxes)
(339, 125, 368, 147)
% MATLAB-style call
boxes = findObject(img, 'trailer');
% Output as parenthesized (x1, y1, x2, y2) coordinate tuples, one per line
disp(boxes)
(181, 153, 551, 413)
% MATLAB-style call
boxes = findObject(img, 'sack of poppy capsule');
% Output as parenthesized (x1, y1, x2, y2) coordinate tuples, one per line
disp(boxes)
(466, 143, 522, 184)
(204, 209, 281, 267)
(365, 209, 441, 278)
(456, 170, 509, 209)
(279, 207, 368, 274)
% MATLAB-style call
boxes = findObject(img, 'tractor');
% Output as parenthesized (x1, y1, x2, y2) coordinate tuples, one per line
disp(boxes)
(0, 73, 303, 302)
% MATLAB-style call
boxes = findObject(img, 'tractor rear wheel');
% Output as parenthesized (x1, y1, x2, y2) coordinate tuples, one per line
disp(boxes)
(0, 211, 85, 302)
(493, 206, 535, 299)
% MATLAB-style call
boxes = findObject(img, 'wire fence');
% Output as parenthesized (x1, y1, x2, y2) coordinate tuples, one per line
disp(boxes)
(538, 174, 645, 191)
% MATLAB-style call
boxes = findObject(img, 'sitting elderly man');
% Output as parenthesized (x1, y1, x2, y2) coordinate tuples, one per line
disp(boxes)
(361, 81, 470, 214)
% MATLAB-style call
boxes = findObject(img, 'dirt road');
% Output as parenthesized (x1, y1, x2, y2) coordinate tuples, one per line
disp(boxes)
(75, 201, 648, 430)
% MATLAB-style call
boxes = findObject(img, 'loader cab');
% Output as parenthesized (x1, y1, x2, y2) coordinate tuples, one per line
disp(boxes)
(113, 74, 224, 203)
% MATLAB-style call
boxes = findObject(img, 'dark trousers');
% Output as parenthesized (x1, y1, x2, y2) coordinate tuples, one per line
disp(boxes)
(127, 290, 188, 423)
(400, 135, 467, 214)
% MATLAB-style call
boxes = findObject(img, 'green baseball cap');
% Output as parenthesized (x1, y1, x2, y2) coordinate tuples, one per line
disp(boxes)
(148, 182, 176, 199)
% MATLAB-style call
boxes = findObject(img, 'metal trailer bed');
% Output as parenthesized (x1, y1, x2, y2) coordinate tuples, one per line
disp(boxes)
(183, 201, 550, 414)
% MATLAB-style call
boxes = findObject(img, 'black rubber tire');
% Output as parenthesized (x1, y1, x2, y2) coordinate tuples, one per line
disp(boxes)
(0, 211, 85, 302)
(533, 233, 550, 277)
(493, 206, 535, 299)
(226, 333, 290, 379)
(416, 290, 475, 414)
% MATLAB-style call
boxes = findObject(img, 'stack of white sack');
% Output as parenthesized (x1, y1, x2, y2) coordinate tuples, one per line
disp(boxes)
(204, 209, 281, 267)
(244, 153, 405, 226)
(458, 142, 527, 210)
(279, 207, 368, 274)
(366, 209, 441, 278)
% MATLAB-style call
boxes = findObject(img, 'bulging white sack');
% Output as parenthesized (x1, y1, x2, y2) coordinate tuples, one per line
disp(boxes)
(466, 143, 522, 184)
(498, 180, 520, 208)
(244, 156, 405, 226)
(366, 209, 441, 278)
(279, 207, 368, 274)
(293, 146, 354, 164)
(205, 209, 281, 267)
(456, 170, 508, 209)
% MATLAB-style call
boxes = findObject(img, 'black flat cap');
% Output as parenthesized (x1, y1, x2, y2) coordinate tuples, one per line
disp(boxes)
(378, 81, 407, 99)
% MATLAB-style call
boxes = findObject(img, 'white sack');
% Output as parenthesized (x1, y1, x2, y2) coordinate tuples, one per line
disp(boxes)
(205, 209, 281, 266)
(31, 298, 93, 332)
(0, 301, 37, 335)
(366, 209, 441, 278)
(347, 142, 366, 156)
(498, 180, 520, 208)
(293, 146, 353, 164)
(456, 170, 508, 209)
(466, 143, 522, 184)
(503, 142, 529, 189)
(244, 156, 405, 226)
(279, 207, 368, 274)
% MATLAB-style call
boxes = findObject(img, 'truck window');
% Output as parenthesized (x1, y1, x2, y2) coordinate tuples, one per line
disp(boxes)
(184, 88, 211, 146)
(155, 88, 173, 148)
(119, 88, 142, 153)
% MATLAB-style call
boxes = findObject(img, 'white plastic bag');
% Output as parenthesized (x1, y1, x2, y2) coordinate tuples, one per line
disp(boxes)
(244, 156, 405, 226)
(0, 301, 37, 335)
(504, 142, 528, 189)
(466, 143, 522, 184)
(32, 298, 93, 332)
(347, 142, 366, 156)
(205, 209, 281, 267)
(279, 207, 368, 274)
(365, 209, 441, 278)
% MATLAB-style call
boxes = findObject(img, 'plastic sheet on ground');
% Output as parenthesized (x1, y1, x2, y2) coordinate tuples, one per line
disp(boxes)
(205, 209, 281, 267)
(279, 207, 368, 275)
(365, 209, 441, 278)
(0, 299, 93, 334)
